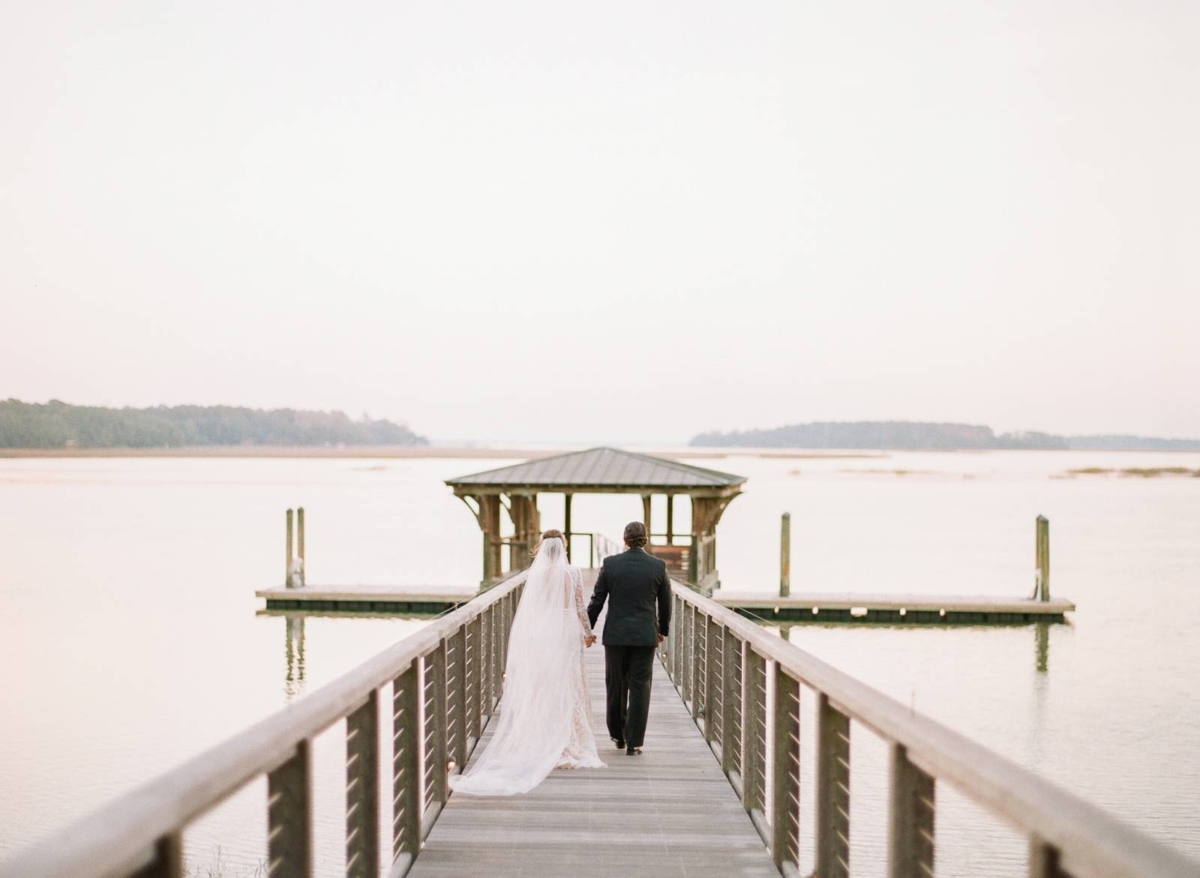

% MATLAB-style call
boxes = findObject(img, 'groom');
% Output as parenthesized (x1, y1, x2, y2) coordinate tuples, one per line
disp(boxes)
(587, 520, 672, 755)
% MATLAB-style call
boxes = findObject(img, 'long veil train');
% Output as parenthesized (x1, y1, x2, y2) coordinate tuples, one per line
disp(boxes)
(449, 536, 604, 796)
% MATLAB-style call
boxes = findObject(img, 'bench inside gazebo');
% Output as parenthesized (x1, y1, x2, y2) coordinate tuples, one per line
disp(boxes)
(446, 447, 745, 591)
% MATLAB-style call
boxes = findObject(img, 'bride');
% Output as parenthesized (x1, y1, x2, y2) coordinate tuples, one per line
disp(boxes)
(449, 529, 605, 796)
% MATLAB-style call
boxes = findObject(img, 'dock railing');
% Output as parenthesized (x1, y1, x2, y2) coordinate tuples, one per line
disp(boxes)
(665, 579, 1198, 878)
(0, 571, 528, 878)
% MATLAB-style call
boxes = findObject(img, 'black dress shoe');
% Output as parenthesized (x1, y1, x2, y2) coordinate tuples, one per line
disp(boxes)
(626, 746, 642, 755)
(612, 737, 625, 750)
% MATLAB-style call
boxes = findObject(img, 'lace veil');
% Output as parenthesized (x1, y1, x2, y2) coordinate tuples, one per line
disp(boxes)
(449, 536, 597, 795)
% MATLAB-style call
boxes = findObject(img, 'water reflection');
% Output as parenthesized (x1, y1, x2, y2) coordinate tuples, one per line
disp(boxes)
(284, 615, 306, 701)
(1034, 621, 1050, 675)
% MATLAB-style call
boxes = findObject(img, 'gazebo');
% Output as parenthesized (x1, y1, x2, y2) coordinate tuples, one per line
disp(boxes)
(446, 447, 745, 591)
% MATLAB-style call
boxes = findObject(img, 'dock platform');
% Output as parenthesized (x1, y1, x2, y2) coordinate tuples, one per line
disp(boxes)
(255, 584, 476, 614)
(258, 582, 1075, 624)
(716, 591, 1076, 623)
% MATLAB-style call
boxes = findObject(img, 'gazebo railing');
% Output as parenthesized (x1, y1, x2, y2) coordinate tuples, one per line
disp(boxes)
(665, 580, 1198, 878)
(0, 571, 528, 878)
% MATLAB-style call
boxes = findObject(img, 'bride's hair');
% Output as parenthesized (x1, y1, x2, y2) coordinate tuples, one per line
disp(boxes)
(531, 528, 567, 557)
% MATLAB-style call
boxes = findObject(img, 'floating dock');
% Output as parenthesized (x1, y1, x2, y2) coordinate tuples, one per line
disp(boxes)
(256, 584, 476, 614)
(257, 580, 1074, 624)
(716, 592, 1075, 624)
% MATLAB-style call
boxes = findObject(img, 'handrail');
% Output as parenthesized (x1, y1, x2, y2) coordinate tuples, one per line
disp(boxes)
(665, 579, 1199, 878)
(0, 570, 529, 878)
(594, 532, 622, 564)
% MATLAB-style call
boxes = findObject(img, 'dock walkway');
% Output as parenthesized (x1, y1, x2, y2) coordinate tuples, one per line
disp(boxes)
(6, 567, 1196, 878)
(409, 573, 778, 878)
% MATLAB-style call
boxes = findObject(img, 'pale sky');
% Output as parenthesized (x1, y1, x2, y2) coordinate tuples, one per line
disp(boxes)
(2, 1, 1197, 444)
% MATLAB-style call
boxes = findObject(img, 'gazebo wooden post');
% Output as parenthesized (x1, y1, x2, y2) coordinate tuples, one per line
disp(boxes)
(642, 495, 652, 538)
(479, 495, 502, 585)
(564, 494, 573, 562)
(506, 493, 540, 572)
(525, 493, 540, 563)
(507, 492, 521, 572)
(666, 494, 675, 544)
(530, 493, 540, 546)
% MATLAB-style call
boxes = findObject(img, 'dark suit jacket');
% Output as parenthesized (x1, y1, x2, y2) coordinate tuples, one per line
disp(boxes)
(587, 547, 671, 647)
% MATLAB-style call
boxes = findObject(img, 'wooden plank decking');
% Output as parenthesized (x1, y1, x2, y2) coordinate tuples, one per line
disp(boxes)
(408, 594, 777, 878)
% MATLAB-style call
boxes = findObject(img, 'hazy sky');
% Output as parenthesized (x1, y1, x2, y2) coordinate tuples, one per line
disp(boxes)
(3, 1, 1197, 443)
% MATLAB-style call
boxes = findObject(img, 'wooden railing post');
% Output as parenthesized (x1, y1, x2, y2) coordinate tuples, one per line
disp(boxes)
(467, 617, 482, 747)
(481, 606, 494, 715)
(451, 632, 467, 770)
(130, 833, 183, 878)
(267, 739, 313, 878)
(772, 665, 801, 872)
(392, 660, 421, 872)
(742, 647, 767, 818)
(493, 599, 504, 700)
(692, 607, 705, 723)
(816, 693, 851, 878)
(669, 594, 682, 685)
(721, 629, 741, 778)
(888, 742, 935, 878)
(683, 603, 695, 708)
(704, 616, 719, 743)
(1030, 838, 1072, 877)
(427, 645, 448, 806)
(500, 594, 510, 673)
(345, 690, 379, 878)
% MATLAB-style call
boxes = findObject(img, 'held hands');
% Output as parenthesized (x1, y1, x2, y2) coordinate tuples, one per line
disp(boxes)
(584, 634, 597, 648)
(657, 632, 665, 644)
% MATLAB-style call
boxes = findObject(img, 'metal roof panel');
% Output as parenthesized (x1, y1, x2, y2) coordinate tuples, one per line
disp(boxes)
(446, 447, 745, 489)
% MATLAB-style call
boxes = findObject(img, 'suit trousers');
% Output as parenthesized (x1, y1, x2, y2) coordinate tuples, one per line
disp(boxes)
(604, 644, 657, 748)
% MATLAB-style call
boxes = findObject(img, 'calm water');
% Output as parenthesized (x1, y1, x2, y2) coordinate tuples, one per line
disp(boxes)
(1, 451, 1198, 875)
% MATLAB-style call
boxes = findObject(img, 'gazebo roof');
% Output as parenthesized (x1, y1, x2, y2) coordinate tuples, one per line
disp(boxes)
(446, 447, 745, 494)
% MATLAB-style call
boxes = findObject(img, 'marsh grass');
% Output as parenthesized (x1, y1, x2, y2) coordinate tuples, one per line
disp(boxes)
(1120, 467, 1200, 478)
(1066, 466, 1200, 478)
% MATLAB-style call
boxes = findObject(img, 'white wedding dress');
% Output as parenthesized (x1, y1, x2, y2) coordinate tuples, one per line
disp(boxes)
(449, 537, 605, 796)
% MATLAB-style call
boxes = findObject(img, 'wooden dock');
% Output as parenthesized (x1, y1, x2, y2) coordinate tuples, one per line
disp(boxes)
(7, 569, 1194, 878)
(716, 592, 1076, 624)
(255, 584, 476, 614)
(408, 612, 778, 878)
(256, 583, 1075, 624)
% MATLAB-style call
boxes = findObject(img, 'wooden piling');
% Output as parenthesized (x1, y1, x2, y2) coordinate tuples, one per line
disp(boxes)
(780, 512, 791, 598)
(285, 509, 294, 588)
(296, 507, 305, 587)
(1036, 516, 1050, 601)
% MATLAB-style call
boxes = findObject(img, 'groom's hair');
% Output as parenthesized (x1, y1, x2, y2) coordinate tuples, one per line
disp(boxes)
(623, 521, 648, 548)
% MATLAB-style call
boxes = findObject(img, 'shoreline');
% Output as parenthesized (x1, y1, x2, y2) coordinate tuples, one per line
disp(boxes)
(0, 446, 1195, 461)
(0, 445, 882, 460)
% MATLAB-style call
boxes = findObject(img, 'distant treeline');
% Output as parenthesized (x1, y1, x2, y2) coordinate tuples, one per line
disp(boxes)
(690, 421, 1200, 452)
(1065, 434, 1200, 451)
(0, 400, 427, 449)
